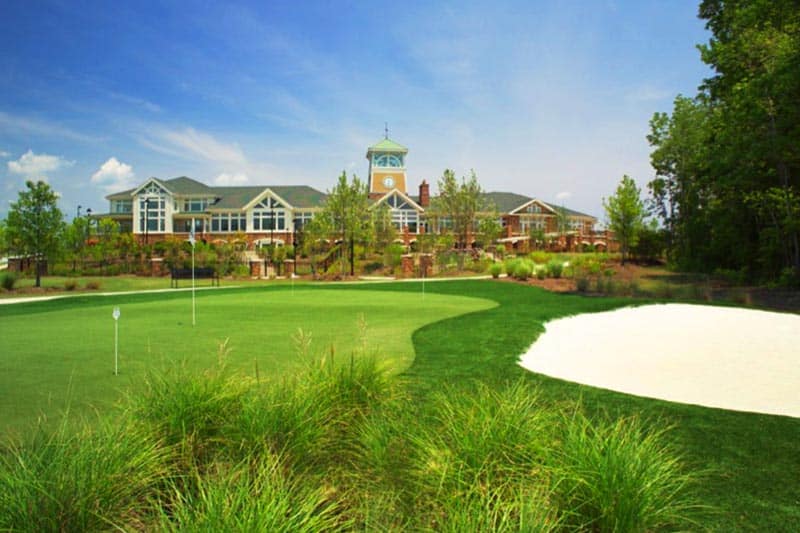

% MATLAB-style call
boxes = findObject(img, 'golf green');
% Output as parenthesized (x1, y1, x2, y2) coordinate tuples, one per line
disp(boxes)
(0, 286, 495, 434)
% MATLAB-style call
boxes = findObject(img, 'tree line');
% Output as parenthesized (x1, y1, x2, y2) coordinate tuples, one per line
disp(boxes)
(646, 0, 799, 284)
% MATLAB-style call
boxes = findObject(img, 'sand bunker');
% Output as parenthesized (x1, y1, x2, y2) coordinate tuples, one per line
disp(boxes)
(519, 304, 800, 418)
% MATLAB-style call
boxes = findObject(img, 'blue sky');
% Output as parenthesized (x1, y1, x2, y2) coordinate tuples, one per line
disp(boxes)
(0, 1, 711, 220)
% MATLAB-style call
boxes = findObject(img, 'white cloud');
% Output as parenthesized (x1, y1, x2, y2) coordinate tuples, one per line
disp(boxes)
(627, 84, 673, 103)
(91, 157, 136, 192)
(0, 150, 9, 158)
(0, 112, 99, 142)
(8, 150, 74, 177)
(214, 172, 250, 185)
(556, 191, 572, 201)
(148, 126, 248, 166)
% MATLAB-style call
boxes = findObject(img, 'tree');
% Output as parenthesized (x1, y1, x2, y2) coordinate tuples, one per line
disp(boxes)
(604, 175, 645, 265)
(64, 217, 90, 271)
(320, 172, 370, 276)
(430, 169, 488, 268)
(476, 215, 502, 251)
(6, 180, 65, 287)
(0, 219, 8, 256)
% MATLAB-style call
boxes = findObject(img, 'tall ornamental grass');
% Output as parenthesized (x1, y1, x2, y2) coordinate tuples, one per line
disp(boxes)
(552, 411, 703, 531)
(0, 417, 171, 532)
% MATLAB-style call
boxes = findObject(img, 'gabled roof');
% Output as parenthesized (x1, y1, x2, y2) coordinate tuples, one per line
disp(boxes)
(162, 176, 215, 196)
(366, 137, 408, 154)
(210, 185, 327, 210)
(481, 192, 533, 213)
(370, 189, 424, 212)
(539, 201, 595, 219)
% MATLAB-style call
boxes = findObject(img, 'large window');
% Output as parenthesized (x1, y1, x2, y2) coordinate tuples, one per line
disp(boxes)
(252, 198, 286, 231)
(211, 213, 246, 233)
(139, 198, 165, 232)
(372, 154, 403, 168)
(111, 200, 132, 214)
(180, 219, 206, 233)
(293, 211, 314, 231)
(183, 198, 212, 212)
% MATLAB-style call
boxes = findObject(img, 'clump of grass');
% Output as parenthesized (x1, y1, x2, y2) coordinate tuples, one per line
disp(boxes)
(64, 279, 78, 291)
(84, 280, 101, 290)
(513, 262, 532, 280)
(551, 411, 702, 532)
(546, 259, 564, 278)
(407, 381, 554, 524)
(536, 266, 547, 280)
(1, 272, 16, 291)
(154, 455, 345, 532)
(0, 417, 172, 532)
(435, 486, 562, 532)
(575, 276, 590, 292)
(488, 262, 503, 278)
(130, 353, 246, 467)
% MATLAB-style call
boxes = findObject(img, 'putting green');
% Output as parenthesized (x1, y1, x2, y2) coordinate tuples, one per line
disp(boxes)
(0, 287, 495, 434)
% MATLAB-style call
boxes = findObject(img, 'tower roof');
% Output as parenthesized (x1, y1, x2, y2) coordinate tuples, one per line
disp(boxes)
(366, 137, 408, 155)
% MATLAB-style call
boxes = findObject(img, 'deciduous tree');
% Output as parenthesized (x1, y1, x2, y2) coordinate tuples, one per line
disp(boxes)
(6, 180, 65, 287)
(604, 175, 645, 265)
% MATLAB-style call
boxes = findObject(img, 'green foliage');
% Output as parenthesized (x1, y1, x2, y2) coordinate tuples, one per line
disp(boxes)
(513, 261, 532, 280)
(0, 417, 172, 532)
(648, 1, 800, 281)
(552, 412, 701, 531)
(154, 457, 344, 532)
(430, 169, 490, 267)
(488, 262, 503, 278)
(63, 279, 77, 291)
(536, 267, 546, 280)
(546, 259, 564, 278)
(575, 276, 590, 292)
(5, 180, 65, 287)
(529, 251, 552, 264)
(1, 272, 16, 290)
(604, 175, 645, 265)
(322, 171, 371, 276)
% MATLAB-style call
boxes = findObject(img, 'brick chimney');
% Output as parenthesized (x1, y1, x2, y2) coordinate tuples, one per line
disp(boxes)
(418, 180, 430, 207)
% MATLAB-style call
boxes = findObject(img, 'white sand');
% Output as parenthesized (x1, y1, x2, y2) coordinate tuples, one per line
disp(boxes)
(519, 304, 800, 418)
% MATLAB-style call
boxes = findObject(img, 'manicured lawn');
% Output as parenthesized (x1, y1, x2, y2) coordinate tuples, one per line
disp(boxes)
(342, 280, 799, 531)
(0, 285, 495, 434)
(2, 278, 798, 530)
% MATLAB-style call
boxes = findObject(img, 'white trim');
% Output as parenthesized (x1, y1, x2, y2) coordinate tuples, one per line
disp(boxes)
(509, 198, 556, 215)
(242, 188, 295, 212)
(370, 189, 425, 212)
(130, 177, 173, 197)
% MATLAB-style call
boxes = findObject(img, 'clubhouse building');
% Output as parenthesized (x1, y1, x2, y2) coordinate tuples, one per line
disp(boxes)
(102, 137, 608, 252)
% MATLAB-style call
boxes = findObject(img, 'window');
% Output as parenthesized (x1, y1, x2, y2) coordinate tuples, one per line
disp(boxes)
(526, 204, 542, 214)
(139, 197, 166, 232)
(181, 219, 206, 233)
(111, 200, 132, 213)
(372, 154, 403, 168)
(252, 197, 286, 231)
(183, 198, 211, 212)
(211, 213, 246, 233)
(293, 211, 314, 230)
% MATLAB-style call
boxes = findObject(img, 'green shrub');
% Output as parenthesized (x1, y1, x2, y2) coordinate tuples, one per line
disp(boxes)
(362, 260, 384, 274)
(530, 251, 551, 264)
(575, 276, 590, 292)
(488, 263, 503, 278)
(1, 272, 17, 290)
(536, 266, 547, 280)
(0, 417, 172, 533)
(513, 262, 532, 280)
(552, 413, 701, 532)
(154, 456, 344, 532)
(503, 257, 520, 276)
(547, 260, 564, 278)
(85, 280, 101, 290)
(64, 280, 78, 291)
(233, 264, 250, 278)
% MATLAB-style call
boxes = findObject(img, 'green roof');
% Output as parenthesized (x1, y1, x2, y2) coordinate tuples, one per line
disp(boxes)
(539, 200, 595, 219)
(162, 176, 215, 195)
(482, 192, 533, 213)
(366, 137, 408, 153)
(210, 185, 327, 210)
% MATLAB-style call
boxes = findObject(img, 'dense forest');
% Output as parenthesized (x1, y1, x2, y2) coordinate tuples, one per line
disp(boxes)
(647, 0, 799, 284)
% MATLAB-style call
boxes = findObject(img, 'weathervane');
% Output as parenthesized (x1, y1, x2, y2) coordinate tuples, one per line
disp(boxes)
(384, 122, 389, 139)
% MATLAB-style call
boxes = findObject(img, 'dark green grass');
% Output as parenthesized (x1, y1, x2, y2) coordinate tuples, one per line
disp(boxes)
(0, 285, 493, 435)
(339, 280, 800, 531)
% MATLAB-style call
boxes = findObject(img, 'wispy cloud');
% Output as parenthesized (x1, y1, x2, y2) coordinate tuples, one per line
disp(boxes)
(556, 191, 572, 201)
(214, 172, 249, 185)
(107, 92, 162, 113)
(7, 149, 75, 178)
(0, 111, 99, 142)
(144, 126, 248, 166)
(91, 157, 136, 192)
(0, 150, 9, 158)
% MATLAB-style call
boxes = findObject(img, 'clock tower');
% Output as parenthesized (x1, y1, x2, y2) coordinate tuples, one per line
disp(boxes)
(367, 133, 408, 197)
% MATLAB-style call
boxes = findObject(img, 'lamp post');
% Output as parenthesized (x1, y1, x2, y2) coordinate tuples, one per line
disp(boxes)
(143, 198, 151, 245)
(77, 205, 82, 219)
(86, 208, 92, 241)
(270, 208, 275, 275)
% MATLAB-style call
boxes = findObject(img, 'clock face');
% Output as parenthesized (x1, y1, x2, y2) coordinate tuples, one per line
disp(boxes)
(383, 176, 395, 188)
